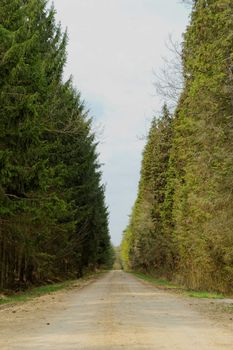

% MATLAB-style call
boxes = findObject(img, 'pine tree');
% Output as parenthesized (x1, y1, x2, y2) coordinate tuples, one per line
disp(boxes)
(122, 0, 233, 293)
(0, 0, 53, 286)
(0, 0, 112, 288)
(121, 106, 174, 274)
(170, 0, 233, 291)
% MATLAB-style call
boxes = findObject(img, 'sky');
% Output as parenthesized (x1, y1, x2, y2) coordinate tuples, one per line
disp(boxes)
(51, 0, 190, 246)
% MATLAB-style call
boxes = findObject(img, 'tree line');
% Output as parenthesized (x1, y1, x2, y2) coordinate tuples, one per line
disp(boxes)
(121, 0, 233, 293)
(0, 0, 113, 289)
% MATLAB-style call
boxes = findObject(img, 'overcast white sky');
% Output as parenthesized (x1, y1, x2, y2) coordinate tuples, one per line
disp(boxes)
(51, 0, 190, 245)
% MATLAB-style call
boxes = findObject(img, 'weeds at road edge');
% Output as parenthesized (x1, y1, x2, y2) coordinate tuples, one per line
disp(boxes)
(131, 272, 226, 299)
(0, 271, 105, 306)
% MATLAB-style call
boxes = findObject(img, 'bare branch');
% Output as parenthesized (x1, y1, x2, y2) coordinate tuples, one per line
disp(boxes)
(179, 0, 193, 6)
(153, 35, 184, 109)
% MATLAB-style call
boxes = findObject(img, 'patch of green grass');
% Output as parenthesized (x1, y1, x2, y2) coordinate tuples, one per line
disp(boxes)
(186, 290, 224, 299)
(0, 280, 74, 305)
(131, 271, 227, 299)
(0, 271, 106, 306)
(131, 271, 180, 290)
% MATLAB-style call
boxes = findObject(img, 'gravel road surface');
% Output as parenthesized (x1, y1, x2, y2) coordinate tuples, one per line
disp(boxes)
(0, 270, 232, 349)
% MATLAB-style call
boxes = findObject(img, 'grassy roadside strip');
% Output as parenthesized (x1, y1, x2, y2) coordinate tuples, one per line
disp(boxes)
(0, 271, 106, 306)
(130, 271, 228, 299)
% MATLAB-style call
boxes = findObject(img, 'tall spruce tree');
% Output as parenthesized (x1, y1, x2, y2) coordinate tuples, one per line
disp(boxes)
(0, 0, 53, 286)
(121, 105, 174, 274)
(170, 0, 233, 291)
(122, 0, 233, 293)
(0, 0, 112, 289)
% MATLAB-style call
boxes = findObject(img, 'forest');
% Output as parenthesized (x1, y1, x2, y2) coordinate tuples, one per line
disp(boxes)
(0, 0, 113, 289)
(121, 0, 233, 293)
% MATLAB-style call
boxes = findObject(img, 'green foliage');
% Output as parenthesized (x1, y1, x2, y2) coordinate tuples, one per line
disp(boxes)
(170, 0, 233, 292)
(0, 0, 112, 289)
(122, 0, 233, 293)
(121, 105, 174, 274)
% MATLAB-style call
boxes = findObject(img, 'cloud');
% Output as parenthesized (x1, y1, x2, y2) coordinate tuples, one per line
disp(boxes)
(52, 0, 190, 245)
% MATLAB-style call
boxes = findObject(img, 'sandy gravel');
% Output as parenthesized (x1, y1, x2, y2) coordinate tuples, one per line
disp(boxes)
(0, 270, 232, 349)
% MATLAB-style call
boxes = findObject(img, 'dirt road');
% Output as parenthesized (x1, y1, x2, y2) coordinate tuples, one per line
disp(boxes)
(0, 271, 232, 349)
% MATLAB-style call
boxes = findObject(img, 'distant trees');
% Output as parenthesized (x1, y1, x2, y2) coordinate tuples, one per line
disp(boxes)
(121, 105, 174, 275)
(121, 0, 233, 293)
(0, 0, 112, 289)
